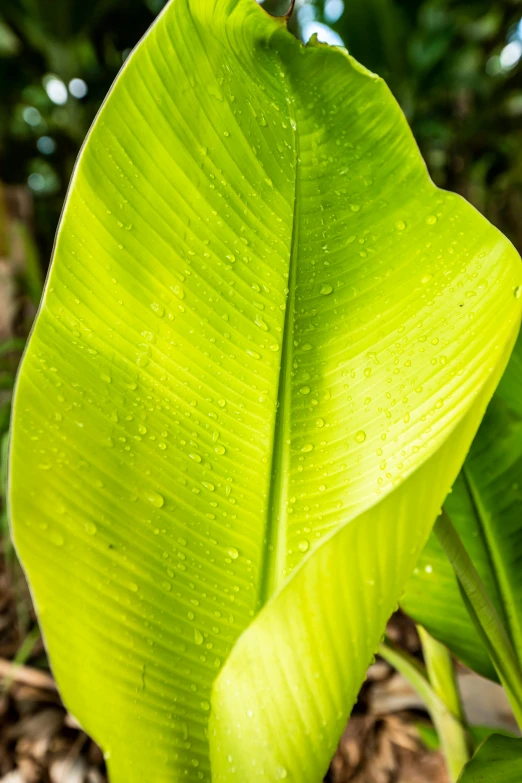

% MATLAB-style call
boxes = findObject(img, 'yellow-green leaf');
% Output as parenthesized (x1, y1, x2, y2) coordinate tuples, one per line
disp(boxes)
(9, 1, 522, 781)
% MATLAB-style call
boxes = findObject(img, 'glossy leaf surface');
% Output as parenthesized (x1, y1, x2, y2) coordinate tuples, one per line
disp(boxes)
(458, 734, 522, 782)
(403, 332, 522, 682)
(9, 0, 522, 780)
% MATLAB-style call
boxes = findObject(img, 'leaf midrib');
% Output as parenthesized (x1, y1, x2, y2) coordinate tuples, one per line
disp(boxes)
(257, 76, 300, 608)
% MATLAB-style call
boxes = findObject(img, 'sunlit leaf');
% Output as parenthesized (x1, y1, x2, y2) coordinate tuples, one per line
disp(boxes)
(9, 0, 522, 780)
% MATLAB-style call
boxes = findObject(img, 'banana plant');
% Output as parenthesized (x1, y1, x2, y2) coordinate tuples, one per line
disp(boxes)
(8, 0, 522, 782)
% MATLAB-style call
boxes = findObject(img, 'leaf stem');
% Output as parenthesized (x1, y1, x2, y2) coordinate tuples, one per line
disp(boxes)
(418, 626, 473, 781)
(435, 509, 522, 729)
(379, 638, 472, 781)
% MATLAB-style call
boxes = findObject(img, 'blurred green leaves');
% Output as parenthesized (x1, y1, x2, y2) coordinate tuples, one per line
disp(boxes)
(0, 0, 168, 260)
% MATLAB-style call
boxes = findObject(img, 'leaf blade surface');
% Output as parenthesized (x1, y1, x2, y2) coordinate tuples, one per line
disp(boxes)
(458, 734, 522, 782)
(9, 0, 522, 780)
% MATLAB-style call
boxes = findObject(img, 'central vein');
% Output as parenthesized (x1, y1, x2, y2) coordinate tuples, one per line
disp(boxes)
(258, 91, 300, 608)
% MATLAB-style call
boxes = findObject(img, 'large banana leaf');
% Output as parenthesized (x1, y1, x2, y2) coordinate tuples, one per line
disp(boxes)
(458, 734, 522, 782)
(9, 0, 522, 781)
(402, 332, 522, 682)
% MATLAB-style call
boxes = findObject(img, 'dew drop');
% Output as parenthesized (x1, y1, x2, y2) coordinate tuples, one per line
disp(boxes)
(355, 430, 366, 443)
(228, 547, 239, 560)
(426, 215, 437, 225)
(214, 445, 226, 455)
(395, 219, 406, 230)
(146, 491, 164, 508)
(301, 444, 313, 453)
(49, 531, 65, 546)
(320, 284, 333, 296)
(298, 539, 309, 553)
(255, 314, 268, 331)
(150, 302, 165, 317)
(194, 629, 204, 645)
(515, 285, 522, 300)
(299, 386, 310, 395)
(189, 453, 202, 463)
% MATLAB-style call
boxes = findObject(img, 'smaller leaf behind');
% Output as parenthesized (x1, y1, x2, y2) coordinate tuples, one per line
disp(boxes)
(458, 734, 522, 782)
(403, 332, 522, 682)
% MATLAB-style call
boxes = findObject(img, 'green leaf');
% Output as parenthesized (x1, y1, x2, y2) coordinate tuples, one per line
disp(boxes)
(403, 332, 522, 683)
(458, 734, 522, 782)
(417, 724, 517, 753)
(9, 0, 522, 781)
(380, 636, 472, 781)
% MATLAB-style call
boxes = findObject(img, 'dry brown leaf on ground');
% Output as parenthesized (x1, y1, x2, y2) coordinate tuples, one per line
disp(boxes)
(327, 714, 448, 783)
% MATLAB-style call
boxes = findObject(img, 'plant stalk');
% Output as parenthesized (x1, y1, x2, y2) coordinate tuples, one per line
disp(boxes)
(379, 638, 472, 782)
(435, 509, 522, 730)
(418, 626, 473, 781)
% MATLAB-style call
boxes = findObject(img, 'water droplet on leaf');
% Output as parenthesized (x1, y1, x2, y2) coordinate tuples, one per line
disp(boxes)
(146, 491, 164, 508)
